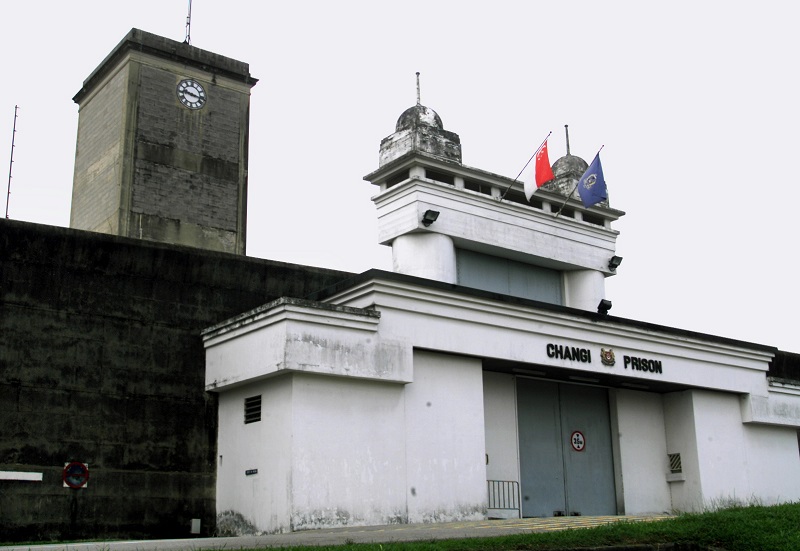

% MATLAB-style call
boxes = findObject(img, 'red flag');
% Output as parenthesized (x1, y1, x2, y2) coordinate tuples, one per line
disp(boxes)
(525, 139, 555, 201)
(535, 140, 555, 187)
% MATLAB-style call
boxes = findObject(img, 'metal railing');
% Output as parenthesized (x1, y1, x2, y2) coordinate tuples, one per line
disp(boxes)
(487, 480, 521, 517)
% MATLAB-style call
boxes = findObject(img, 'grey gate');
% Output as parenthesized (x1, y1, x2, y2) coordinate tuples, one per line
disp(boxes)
(517, 379, 616, 517)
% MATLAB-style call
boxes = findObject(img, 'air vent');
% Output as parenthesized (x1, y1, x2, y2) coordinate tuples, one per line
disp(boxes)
(244, 395, 262, 424)
(668, 453, 682, 474)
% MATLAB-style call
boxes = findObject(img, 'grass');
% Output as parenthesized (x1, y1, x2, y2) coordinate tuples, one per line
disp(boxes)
(255, 503, 800, 551)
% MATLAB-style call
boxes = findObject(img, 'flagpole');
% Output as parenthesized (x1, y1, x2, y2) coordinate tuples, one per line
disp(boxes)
(553, 144, 604, 218)
(500, 131, 551, 200)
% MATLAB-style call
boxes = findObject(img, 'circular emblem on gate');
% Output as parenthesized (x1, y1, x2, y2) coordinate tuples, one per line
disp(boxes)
(570, 431, 586, 452)
(62, 461, 89, 489)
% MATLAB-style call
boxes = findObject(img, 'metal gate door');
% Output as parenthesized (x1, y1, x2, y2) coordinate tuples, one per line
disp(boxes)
(517, 379, 616, 517)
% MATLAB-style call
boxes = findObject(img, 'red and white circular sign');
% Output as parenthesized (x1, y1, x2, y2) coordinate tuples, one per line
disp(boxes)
(63, 461, 90, 489)
(570, 431, 586, 452)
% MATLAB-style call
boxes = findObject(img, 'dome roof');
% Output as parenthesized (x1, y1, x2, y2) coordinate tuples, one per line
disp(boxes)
(396, 104, 443, 132)
(544, 152, 609, 207)
(552, 154, 588, 180)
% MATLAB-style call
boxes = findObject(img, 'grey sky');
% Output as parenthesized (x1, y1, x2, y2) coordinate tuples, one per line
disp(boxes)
(2, 1, 797, 352)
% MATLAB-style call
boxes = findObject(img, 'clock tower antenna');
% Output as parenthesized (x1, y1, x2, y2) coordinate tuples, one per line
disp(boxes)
(6, 105, 18, 219)
(184, 0, 193, 45)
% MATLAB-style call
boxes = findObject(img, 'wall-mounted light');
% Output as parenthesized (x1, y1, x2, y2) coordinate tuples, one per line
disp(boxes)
(597, 299, 612, 315)
(421, 209, 440, 227)
(608, 255, 623, 271)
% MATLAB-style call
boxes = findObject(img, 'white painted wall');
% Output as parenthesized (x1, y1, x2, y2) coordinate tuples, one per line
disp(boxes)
(742, 423, 800, 505)
(662, 389, 800, 511)
(404, 350, 487, 523)
(326, 281, 774, 399)
(207, 275, 800, 529)
(290, 374, 407, 530)
(216, 376, 293, 533)
(613, 389, 672, 513)
(215, 349, 491, 532)
(371, 178, 622, 274)
(204, 298, 412, 390)
(663, 391, 702, 511)
(742, 385, 800, 427)
(691, 390, 750, 507)
(482, 371, 520, 519)
(483, 372, 519, 481)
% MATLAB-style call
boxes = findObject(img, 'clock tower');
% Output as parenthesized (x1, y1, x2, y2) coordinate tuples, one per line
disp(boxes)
(69, 29, 257, 254)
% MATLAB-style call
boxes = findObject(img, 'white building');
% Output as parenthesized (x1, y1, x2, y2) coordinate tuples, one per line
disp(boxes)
(203, 101, 800, 533)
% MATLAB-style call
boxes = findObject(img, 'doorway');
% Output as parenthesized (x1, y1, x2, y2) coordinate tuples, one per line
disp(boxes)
(517, 379, 616, 517)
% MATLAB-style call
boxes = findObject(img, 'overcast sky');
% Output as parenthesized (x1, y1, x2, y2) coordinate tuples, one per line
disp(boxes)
(1, 1, 798, 353)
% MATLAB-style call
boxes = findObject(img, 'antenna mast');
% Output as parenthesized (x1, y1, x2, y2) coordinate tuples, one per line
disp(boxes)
(184, 0, 193, 44)
(6, 105, 18, 219)
(416, 72, 421, 106)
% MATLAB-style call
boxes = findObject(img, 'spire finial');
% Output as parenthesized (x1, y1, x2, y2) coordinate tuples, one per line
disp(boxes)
(416, 72, 421, 106)
(184, 0, 192, 44)
(565, 124, 571, 155)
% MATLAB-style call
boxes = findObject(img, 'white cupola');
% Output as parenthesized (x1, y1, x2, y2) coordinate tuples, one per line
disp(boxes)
(365, 91, 624, 313)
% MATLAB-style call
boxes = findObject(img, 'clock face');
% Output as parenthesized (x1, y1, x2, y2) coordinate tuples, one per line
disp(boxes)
(177, 79, 207, 110)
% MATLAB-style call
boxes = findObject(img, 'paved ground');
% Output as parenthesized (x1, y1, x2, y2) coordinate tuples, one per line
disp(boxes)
(1, 515, 673, 551)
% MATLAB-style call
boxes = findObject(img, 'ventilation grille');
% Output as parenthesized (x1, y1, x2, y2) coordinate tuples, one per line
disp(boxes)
(244, 395, 262, 424)
(668, 453, 682, 474)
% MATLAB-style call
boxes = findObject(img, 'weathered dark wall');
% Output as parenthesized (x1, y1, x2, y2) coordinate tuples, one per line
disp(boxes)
(0, 219, 351, 542)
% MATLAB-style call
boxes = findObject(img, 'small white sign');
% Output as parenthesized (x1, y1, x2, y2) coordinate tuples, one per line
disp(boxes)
(0, 471, 43, 482)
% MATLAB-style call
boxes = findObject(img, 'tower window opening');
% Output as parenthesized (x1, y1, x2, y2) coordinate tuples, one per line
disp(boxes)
(582, 212, 605, 226)
(425, 169, 455, 185)
(559, 207, 575, 219)
(464, 179, 493, 196)
(503, 189, 531, 207)
(386, 170, 410, 189)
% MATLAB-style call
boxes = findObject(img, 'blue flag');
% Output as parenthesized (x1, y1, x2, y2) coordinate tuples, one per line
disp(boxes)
(577, 153, 607, 208)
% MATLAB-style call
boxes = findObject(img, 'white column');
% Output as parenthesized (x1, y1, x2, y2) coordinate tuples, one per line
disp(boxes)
(392, 233, 457, 283)
(409, 166, 425, 179)
(563, 269, 606, 311)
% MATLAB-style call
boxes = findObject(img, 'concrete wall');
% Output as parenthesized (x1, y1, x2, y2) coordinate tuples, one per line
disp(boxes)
(215, 377, 294, 533)
(130, 61, 251, 254)
(71, 30, 254, 255)
(612, 389, 672, 513)
(692, 391, 750, 506)
(0, 219, 350, 541)
(70, 63, 129, 234)
(482, 371, 520, 519)
(692, 390, 800, 508)
(213, 349, 486, 532)
(371, 177, 622, 276)
(663, 391, 702, 511)
(204, 298, 411, 391)
(290, 374, 407, 530)
(405, 351, 487, 523)
(742, 423, 800, 505)
(483, 372, 519, 482)
(664, 389, 800, 511)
